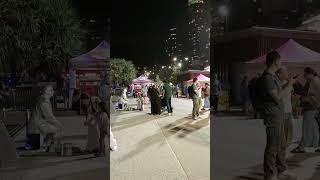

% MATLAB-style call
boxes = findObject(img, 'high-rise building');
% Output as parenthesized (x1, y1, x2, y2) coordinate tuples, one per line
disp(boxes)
(165, 28, 183, 60)
(188, 0, 210, 69)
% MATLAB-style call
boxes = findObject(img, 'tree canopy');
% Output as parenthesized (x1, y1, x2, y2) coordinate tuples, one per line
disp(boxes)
(110, 58, 137, 87)
(0, 0, 85, 77)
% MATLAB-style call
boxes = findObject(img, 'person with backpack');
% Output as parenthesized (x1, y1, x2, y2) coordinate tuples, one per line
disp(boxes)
(212, 73, 221, 112)
(190, 77, 201, 120)
(258, 51, 296, 180)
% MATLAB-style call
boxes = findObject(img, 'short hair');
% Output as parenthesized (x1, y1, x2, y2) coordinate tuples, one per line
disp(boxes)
(193, 77, 198, 82)
(266, 51, 281, 67)
(205, 83, 209, 85)
(304, 67, 315, 75)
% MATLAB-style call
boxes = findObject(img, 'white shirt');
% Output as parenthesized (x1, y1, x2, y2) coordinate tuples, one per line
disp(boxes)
(281, 81, 293, 113)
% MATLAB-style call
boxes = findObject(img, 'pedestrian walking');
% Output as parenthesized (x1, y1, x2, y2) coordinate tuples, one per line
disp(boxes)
(240, 75, 250, 115)
(68, 69, 77, 109)
(202, 83, 210, 110)
(292, 67, 320, 153)
(212, 73, 221, 112)
(153, 85, 162, 115)
(163, 80, 173, 116)
(256, 51, 296, 180)
(190, 78, 201, 120)
(276, 67, 294, 146)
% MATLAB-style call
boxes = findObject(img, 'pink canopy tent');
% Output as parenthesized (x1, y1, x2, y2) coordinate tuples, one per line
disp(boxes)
(132, 74, 153, 84)
(69, 41, 110, 69)
(187, 74, 210, 83)
(246, 39, 320, 64)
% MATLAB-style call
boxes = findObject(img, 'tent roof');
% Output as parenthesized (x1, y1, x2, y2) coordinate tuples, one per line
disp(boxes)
(187, 74, 210, 83)
(132, 74, 153, 84)
(246, 39, 320, 64)
(70, 41, 110, 68)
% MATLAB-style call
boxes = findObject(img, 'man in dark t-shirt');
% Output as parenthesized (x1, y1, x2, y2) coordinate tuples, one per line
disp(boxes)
(259, 51, 296, 180)
(163, 81, 173, 115)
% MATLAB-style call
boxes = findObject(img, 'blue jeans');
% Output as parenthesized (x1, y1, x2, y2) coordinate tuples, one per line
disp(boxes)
(204, 96, 210, 108)
(165, 98, 172, 113)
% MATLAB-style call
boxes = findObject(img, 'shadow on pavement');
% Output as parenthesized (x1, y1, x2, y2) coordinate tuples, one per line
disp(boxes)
(118, 117, 194, 162)
(112, 114, 164, 132)
(306, 163, 320, 180)
(232, 153, 320, 180)
(0, 155, 100, 173)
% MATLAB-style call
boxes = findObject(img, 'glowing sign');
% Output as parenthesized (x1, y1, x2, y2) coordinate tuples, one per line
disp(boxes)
(188, 0, 204, 6)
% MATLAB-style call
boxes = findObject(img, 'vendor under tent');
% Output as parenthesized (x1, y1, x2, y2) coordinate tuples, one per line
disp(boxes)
(68, 41, 110, 114)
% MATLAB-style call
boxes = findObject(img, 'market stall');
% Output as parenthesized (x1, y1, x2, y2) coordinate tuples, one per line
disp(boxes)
(186, 74, 210, 87)
(245, 39, 320, 76)
(131, 75, 153, 96)
(69, 41, 110, 114)
(244, 39, 320, 116)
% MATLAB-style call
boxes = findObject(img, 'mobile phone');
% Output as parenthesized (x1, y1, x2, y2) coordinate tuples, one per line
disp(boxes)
(293, 74, 300, 79)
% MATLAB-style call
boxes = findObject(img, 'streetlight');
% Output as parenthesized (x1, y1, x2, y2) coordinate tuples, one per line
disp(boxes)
(184, 57, 189, 61)
(178, 63, 182, 67)
(162, 66, 165, 69)
(173, 57, 177, 61)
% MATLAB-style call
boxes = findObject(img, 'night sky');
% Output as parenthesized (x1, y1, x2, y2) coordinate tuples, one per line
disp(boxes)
(73, 0, 189, 67)
(111, 0, 188, 67)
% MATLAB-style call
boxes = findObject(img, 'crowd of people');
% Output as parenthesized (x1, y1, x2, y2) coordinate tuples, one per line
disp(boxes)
(250, 50, 320, 180)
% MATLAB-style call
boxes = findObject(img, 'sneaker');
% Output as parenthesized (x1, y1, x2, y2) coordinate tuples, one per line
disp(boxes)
(192, 117, 198, 120)
(278, 170, 297, 179)
(291, 147, 306, 153)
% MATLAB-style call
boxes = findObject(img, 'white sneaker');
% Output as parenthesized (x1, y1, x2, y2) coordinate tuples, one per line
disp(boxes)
(110, 146, 118, 151)
(278, 170, 297, 179)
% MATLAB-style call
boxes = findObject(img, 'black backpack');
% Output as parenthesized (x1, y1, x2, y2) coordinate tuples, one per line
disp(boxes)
(188, 85, 194, 98)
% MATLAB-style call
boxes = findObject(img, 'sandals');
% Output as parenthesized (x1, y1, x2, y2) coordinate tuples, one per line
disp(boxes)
(291, 147, 306, 153)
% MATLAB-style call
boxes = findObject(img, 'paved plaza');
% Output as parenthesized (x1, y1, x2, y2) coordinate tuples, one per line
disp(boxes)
(213, 114, 320, 180)
(110, 98, 210, 180)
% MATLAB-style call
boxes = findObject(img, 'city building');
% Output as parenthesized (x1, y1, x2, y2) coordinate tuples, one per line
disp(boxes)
(165, 28, 183, 60)
(188, 0, 211, 69)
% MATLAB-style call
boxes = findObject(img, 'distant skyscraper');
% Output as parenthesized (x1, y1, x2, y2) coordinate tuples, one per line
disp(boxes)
(188, 0, 210, 69)
(165, 27, 183, 60)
